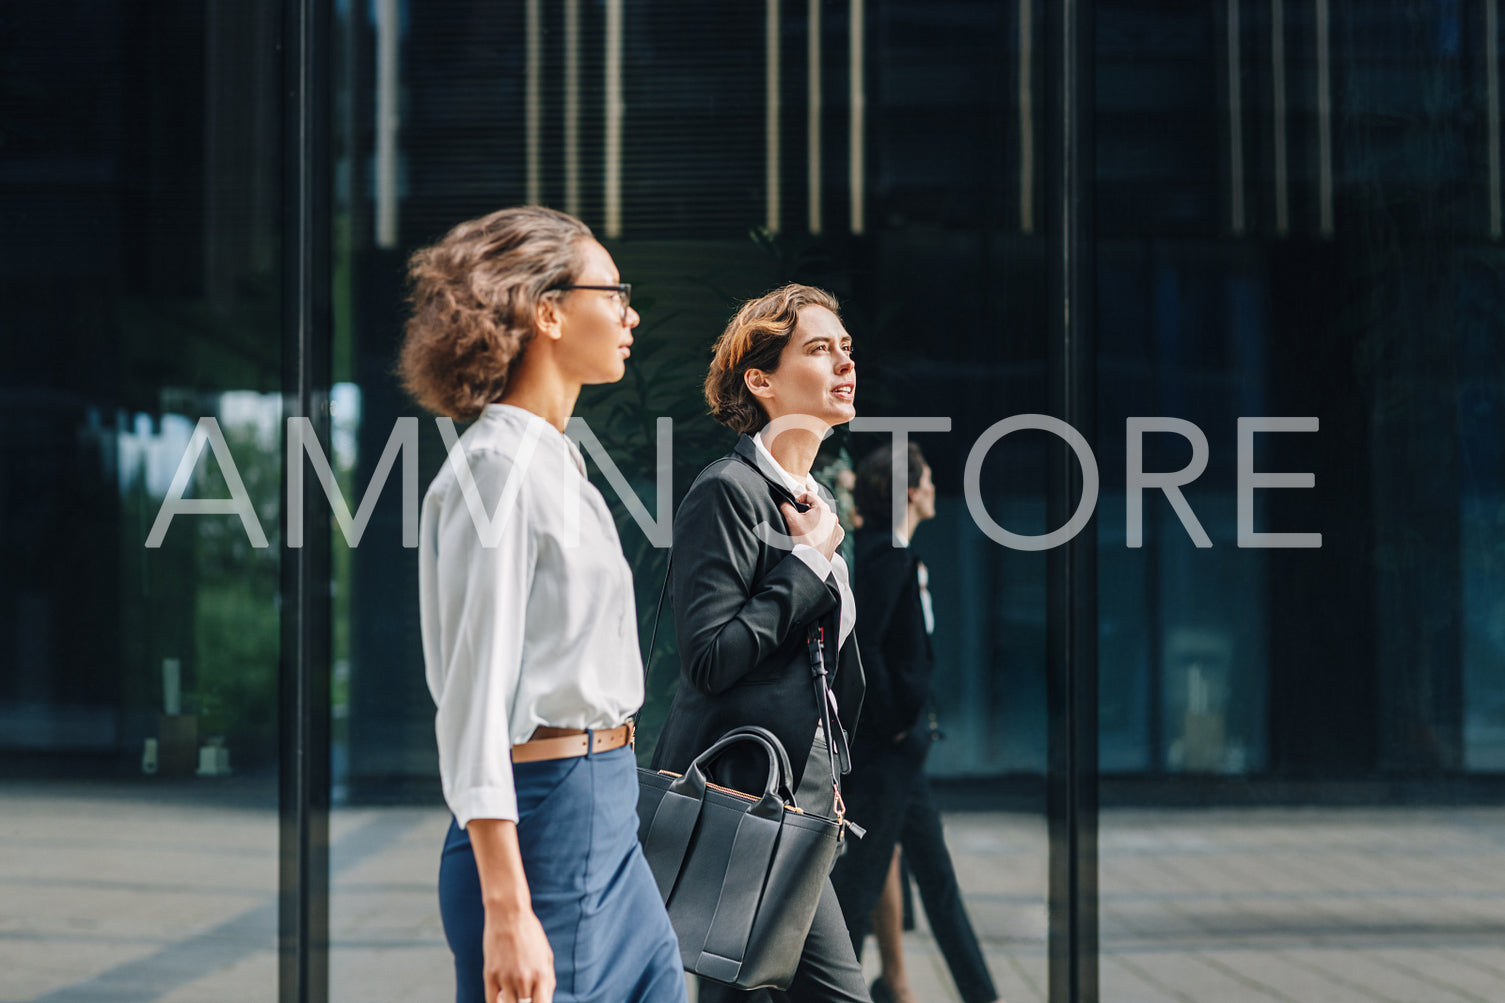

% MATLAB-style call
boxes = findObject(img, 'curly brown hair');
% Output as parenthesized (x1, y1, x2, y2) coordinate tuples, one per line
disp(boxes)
(704, 283, 842, 435)
(399, 206, 593, 420)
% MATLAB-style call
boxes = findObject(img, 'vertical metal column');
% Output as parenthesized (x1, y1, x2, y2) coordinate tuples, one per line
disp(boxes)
(1272, 0, 1290, 234)
(1045, 0, 1098, 999)
(374, 0, 398, 249)
(1487, 0, 1501, 240)
(767, 0, 783, 233)
(808, 0, 822, 233)
(604, 0, 624, 237)
(848, 0, 865, 234)
(1019, 0, 1036, 234)
(281, 0, 333, 999)
(1315, 0, 1333, 235)
(526, 0, 541, 206)
(1227, 0, 1246, 234)
(564, 0, 581, 215)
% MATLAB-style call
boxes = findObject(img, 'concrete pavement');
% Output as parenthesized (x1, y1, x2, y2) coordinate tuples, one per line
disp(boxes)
(3, 781, 1503, 1001)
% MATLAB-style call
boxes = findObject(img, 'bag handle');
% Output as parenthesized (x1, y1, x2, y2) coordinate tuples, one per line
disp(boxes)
(668, 728, 789, 820)
(710, 724, 795, 794)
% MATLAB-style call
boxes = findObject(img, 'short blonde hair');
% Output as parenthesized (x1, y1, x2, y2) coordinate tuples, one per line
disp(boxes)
(399, 206, 592, 420)
(704, 284, 842, 435)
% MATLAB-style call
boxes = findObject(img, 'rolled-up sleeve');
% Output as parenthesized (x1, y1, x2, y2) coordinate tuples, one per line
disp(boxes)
(791, 544, 833, 580)
(424, 453, 536, 827)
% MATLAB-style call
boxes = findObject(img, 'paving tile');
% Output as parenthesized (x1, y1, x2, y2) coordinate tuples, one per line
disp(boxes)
(330, 945, 457, 1002)
(0, 941, 163, 1002)
(151, 948, 277, 1003)
(1374, 947, 1505, 1001)
(1101, 951, 1201, 1003)
(990, 948, 1047, 1003)
(1444, 944, 1505, 973)
(2, 886, 266, 944)
(1206, 948, 1382, 1003)
(10, 784, 1505, 1002)
(1117, 949, 1295, 1002)
(1278, 945, 1474, 1003)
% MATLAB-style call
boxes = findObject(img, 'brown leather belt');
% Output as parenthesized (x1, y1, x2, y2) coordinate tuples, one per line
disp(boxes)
(511, 723, 634, 763)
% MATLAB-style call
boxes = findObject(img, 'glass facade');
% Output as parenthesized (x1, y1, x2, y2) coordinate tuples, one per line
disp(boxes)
(1, 1, 285, 998)
(4, 1, 1503, 1000)
(1094, 2, 1505, 997)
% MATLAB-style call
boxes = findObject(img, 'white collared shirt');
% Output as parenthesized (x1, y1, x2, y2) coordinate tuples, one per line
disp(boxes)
(419, 404, 643, 827)
(751, 429, 856, 651)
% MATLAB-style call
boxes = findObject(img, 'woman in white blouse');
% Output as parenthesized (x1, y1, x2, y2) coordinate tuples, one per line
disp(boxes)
(400, 206, 685, 1003)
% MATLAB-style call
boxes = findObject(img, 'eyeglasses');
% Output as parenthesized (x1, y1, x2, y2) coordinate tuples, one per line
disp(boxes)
(551, 283, 632, 324)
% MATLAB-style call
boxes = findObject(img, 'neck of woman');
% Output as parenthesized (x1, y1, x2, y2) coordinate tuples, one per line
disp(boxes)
(764, 428, 821, 482)
(498, 356, 580, 432)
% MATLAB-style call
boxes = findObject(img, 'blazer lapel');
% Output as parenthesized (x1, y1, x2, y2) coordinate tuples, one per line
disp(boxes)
(733, 434, 842, 511)
(732, 434, 801, 507)
(734, 432, 843, 607)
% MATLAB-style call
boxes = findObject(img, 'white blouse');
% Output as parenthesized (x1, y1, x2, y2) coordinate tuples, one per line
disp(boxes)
(419, 404, 643, 827)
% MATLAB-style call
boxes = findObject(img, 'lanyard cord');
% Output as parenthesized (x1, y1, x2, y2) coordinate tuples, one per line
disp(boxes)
(641, 551, 673, 685)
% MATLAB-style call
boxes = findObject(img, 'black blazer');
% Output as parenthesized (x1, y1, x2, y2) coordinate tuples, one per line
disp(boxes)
(850, 525, 934, 747)
(650, 435, 866, 795)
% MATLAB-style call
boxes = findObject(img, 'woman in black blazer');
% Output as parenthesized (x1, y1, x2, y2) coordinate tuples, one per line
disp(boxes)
(651, 283, 870, 1003)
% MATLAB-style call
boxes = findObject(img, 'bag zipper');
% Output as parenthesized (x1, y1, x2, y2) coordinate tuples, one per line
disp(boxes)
(653, 770, 806, 814)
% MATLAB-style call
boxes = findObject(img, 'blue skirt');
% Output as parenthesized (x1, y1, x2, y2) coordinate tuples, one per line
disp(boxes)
(439, 742, 686, 1003)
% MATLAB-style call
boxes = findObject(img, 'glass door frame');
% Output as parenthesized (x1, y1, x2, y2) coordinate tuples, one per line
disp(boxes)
(1044, 2, 1099, 1001)
(280, 0, 334, 999)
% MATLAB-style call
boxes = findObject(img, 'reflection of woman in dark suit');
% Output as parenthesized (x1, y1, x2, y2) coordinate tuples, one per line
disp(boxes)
(650, 283, 871, 1003)
(831, 444, 998, 1003)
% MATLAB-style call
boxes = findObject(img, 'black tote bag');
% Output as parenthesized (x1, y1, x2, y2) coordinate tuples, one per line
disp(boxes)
(636, 725, 845, 989)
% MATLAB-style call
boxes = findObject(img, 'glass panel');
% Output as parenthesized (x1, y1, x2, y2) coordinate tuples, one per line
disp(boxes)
(329, 1, 1050, 1000)
(0, 3, 283, 999)
(1097, 1, 1505, 997)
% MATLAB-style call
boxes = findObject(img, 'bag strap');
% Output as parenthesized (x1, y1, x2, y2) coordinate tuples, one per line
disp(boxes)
(631, 551, 674, 740)
(695, 807, 783, 983)
(805, 625, 854, 829)
(641, 780, 701, 902)
(643, 550, 673, 682)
